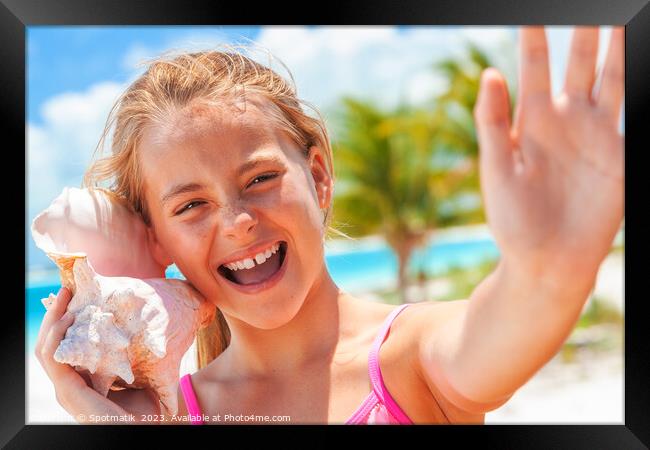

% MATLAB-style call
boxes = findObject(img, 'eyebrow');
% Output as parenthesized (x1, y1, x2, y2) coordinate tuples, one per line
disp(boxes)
(159, 155, 285, 206)
(237, 154, 285, 177)
(160, 182, 206, 207)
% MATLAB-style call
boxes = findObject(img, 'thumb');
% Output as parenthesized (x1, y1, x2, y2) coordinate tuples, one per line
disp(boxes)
(474, 68, 514, 177)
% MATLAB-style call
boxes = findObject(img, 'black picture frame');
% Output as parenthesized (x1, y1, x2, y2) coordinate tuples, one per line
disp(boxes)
(5, 0, 649, 447)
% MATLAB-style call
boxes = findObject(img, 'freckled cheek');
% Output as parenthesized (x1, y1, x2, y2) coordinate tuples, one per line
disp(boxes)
(272, 181, 321, 225)
(163, 222, 213, 268)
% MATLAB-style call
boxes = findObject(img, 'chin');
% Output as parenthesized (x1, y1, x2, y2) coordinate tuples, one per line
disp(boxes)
(239, 296, 305, 330)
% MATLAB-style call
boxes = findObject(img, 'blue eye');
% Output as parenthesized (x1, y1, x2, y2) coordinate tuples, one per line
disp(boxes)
(248, 173, 278, 188)
(176, 201, 205, 215)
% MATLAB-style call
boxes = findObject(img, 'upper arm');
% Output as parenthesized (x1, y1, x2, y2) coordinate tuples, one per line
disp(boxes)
(408, 300, 513, 415)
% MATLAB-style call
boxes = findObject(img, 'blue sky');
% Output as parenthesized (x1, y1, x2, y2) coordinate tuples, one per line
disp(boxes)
(26, 26, 616, 271)
(27, 26, 260, 125)
(27, 26, 455, 125)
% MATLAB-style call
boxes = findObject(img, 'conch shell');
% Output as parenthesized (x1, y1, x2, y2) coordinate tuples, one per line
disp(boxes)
(31, 187, 216, 415)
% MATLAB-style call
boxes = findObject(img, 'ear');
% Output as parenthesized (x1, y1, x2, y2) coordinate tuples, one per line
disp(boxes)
(307, 146, 333, 211)
(146, 224, 174, 268)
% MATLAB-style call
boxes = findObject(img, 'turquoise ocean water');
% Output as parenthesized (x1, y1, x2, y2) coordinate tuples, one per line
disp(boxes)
(25, 237, 500, 352)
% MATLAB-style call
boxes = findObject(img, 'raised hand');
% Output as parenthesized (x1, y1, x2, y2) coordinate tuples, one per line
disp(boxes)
(473, 26, 624, 284)
(417, 28, 625, 412)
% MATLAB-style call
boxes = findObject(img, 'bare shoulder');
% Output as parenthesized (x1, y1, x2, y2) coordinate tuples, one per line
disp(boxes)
(378, 299, 470, 353)
(342, 296, 469, 347)
(378, 299, 482, 423)
(336, 293, 396, 340)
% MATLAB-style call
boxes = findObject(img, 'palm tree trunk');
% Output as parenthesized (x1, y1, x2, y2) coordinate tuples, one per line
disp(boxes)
(396, 246, 412, 304)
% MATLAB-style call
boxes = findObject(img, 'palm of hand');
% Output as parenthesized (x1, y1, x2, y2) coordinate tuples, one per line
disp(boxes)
(475, 27, 624, 279)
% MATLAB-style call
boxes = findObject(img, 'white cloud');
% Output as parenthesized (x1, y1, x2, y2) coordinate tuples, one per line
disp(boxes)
(121, 29, 237, 75)
(41, 82, 122, 128)
(122, 43, 155, 72)
(405, 71, 449, 105)
(27, 81, 125, 268)
(118, 26, 518, 117)
(254, 26, 516, 115)
(28, 81, 124, 209)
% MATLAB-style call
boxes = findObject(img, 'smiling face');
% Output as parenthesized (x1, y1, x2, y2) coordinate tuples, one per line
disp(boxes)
(138, 96, 333, 329)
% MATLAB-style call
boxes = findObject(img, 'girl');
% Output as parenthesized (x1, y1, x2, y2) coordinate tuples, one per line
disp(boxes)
(35, 26, 624, 424)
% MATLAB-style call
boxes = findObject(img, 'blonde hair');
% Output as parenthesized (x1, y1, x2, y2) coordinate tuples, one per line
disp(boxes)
(83, 45, 339, 369)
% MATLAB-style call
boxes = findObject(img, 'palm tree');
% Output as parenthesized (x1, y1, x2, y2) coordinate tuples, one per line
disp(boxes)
(331, 99, 469, 303)
(330, 44, 510, 303)
(431, 42, 516, 195)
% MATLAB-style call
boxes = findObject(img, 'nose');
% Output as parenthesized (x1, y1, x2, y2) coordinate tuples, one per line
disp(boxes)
(220, 203, 258, 240)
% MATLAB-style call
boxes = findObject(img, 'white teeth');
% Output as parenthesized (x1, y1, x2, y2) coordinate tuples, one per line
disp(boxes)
(255, 252, 266, 264)
(223, 242, 283, 271)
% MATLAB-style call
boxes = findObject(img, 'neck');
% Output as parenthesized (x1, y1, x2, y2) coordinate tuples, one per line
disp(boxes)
(215, 265, 357, 380)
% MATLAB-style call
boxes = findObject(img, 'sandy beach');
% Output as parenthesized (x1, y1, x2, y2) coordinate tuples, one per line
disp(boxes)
(27, 354, 76, 424)
(485, 348, 623, 424)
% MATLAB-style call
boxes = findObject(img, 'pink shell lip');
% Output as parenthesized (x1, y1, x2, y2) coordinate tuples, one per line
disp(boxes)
(217, 241, 288, 294)
(217, 239, 285, 268)
(31, 187, 167, 279)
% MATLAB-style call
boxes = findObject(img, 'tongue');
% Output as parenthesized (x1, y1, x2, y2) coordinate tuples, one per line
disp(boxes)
(231, 251, 281, 285)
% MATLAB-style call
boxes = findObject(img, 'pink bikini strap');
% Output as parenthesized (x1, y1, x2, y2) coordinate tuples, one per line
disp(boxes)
(367, 303, 413, 424)
(179, 373, 204, 425)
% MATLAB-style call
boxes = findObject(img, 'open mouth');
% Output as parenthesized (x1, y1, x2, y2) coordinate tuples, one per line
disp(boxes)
(217, 241, 287, 286)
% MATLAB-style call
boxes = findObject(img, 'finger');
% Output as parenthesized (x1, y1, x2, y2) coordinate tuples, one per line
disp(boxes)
(41, 293, 56, 310)
(40, 317, 81, 397)
(39, 312, 90, 403)
(596, 27, 624, 121)
(39, 312, 77, 386)
(474, 68, 514, 177)
(46, 287, 72, 319)
(519, 26, 552, 100)
(564, 27, 599, 100)
(41, 311, 75, 361)
(35, 287, 72, 354)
